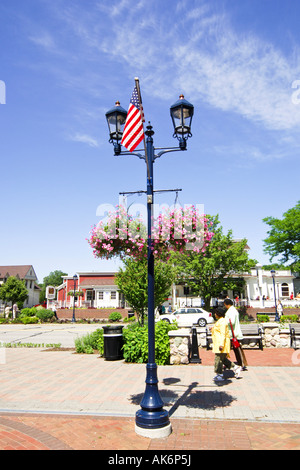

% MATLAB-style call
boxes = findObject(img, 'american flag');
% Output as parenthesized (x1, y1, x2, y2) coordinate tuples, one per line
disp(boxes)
(121, 86, 145, 152)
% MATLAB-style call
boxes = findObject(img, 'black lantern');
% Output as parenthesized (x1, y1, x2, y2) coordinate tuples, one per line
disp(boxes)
(170, 95, 194, 149)
(105, 101, 127, 154)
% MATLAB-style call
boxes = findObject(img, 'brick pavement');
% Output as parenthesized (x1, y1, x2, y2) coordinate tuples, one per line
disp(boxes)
(0, 347, 299, 451)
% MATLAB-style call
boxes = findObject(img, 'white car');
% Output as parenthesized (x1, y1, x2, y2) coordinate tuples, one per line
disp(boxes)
(158, 307, 214, 327)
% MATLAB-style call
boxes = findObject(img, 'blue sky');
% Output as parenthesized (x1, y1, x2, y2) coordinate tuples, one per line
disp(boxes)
(1, 0, 300, 283)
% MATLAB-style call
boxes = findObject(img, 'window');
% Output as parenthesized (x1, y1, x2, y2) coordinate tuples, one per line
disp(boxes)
(86, 290, 93, 301)
(281, 283, 289, 297)
(98, 292, 104, 300)
(111, 291, 116, 300)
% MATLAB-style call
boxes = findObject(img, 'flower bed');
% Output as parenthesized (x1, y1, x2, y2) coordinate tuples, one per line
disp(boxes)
(56, 308, 130, 320)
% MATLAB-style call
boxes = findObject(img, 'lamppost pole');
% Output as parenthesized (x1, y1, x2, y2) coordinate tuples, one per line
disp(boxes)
(72, 274, 78, 323)
(271, 270, 279, 321)
(105, 89, 194, 438)
(146, 124, 155, 366)
(134, 124, 171, 437)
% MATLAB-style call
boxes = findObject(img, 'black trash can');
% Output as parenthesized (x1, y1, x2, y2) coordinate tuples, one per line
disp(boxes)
(103, 325, 124, 361)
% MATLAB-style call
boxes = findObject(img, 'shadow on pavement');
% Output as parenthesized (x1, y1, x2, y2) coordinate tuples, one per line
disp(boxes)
(129, 379, 237, 417)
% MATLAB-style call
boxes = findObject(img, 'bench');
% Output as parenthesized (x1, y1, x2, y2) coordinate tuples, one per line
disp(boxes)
(290, 324, 300, 349)
(206, 324, 264, 350)
(240, 324, 263, 350)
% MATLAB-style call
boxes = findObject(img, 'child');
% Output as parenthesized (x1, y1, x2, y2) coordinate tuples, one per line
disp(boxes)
(211, 307, 242, 382)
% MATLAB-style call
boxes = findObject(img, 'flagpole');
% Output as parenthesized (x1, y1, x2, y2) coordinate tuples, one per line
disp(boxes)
(134, 77, 151, 182)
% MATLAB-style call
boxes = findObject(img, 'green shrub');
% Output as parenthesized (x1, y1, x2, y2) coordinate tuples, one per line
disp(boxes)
(123, 315, 136, 323)
(256, 314, 270, 323)
(97, 330, 104, 356)
(122, 320, 178, 365)
(75, 329, 103, 354)
(20, 307, 38, 317)
(20, 316, 39, 324)
(35, 309, 55, 322)
(122, 322, 148, 363)
(108, 311, 123, 322)
(280, 314, 298, 323)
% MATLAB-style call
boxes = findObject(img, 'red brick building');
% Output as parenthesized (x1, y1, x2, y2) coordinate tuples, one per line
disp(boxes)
(56, 272, 125, 309)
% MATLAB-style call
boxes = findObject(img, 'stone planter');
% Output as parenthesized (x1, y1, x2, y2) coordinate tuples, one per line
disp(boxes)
(168, 329, 190, 365)
(262, 322, 290, 348)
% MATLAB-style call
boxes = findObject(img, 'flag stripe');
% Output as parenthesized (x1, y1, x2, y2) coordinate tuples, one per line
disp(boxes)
(126, 129, 144, 152)
(122, 106, 142, 143)
(121, 86, 145, 152)
(121, 116, 143, 146)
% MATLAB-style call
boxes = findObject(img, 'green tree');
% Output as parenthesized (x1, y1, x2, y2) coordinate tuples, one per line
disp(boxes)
(262, 263, 290, 271)
(263, 201, 300, 272)
(39, 270, 67, 303)
(174, 215, 256, 310)
(116, 257, 175, 325)
(0, 276, 29, 309)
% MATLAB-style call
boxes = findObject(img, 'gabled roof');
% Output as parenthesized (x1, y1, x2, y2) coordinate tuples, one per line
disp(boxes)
(0, 265, 36, 280)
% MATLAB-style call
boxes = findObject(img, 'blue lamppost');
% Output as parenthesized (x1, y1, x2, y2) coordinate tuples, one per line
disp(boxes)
(106, 93, 194, 437)
(271, 270, 279, 321)
(72, 274, 78, 323)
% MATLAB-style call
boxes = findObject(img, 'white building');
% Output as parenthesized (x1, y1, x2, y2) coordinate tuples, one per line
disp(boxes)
(166, 264, 299, 309)
(244, 264, 297, 308)
(0, 265, 41, 308)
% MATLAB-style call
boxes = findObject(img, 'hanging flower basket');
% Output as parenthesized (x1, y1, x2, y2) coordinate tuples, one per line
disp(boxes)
(88, 205, 214, 261)
(67, 291, 84, 297)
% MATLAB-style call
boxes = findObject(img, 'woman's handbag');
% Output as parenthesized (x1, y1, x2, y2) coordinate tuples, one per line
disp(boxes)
(229, 319, 240, 349)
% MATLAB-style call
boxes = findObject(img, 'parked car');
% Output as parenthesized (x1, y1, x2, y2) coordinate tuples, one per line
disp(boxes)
(157, 307, 214, 327)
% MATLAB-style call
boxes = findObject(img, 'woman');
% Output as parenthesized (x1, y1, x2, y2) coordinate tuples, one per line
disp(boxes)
(211, 308, 242, 382)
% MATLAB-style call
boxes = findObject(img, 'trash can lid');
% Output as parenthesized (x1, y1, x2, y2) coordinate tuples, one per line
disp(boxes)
(103, 325, 124, 334)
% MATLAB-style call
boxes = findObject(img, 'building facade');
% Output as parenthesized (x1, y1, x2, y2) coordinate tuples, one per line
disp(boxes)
(0, 265, 41, 308)
(244, 264, 297, 308)
(56, 272, 125, 309)
(54, 266, 300, 310)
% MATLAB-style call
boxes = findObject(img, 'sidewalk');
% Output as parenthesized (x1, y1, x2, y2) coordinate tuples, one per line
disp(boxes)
(0, 347, 299, 450)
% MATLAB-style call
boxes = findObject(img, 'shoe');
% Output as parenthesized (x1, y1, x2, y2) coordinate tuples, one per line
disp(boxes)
(214, 374, 224, 382)
(234, 366, 242, 378)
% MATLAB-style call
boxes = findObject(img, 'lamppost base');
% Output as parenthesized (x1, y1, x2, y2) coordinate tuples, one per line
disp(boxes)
(135, 362, 171, 436)
(135, 421, 172, 439)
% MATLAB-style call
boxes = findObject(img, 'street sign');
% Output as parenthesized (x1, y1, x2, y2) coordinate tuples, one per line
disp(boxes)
(46, 286, 56, 300)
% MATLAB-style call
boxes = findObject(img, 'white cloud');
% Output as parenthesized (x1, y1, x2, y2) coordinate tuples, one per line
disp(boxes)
(88, 1, 300, 131)
(68, 133, 99, 148)
(173, 29, 300, 131)
(28, 1, 300, 137)
(29, 31, 57, 52)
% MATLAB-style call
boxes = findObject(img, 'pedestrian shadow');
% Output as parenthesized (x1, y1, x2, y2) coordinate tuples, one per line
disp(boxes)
(128, 379, 236, 417)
